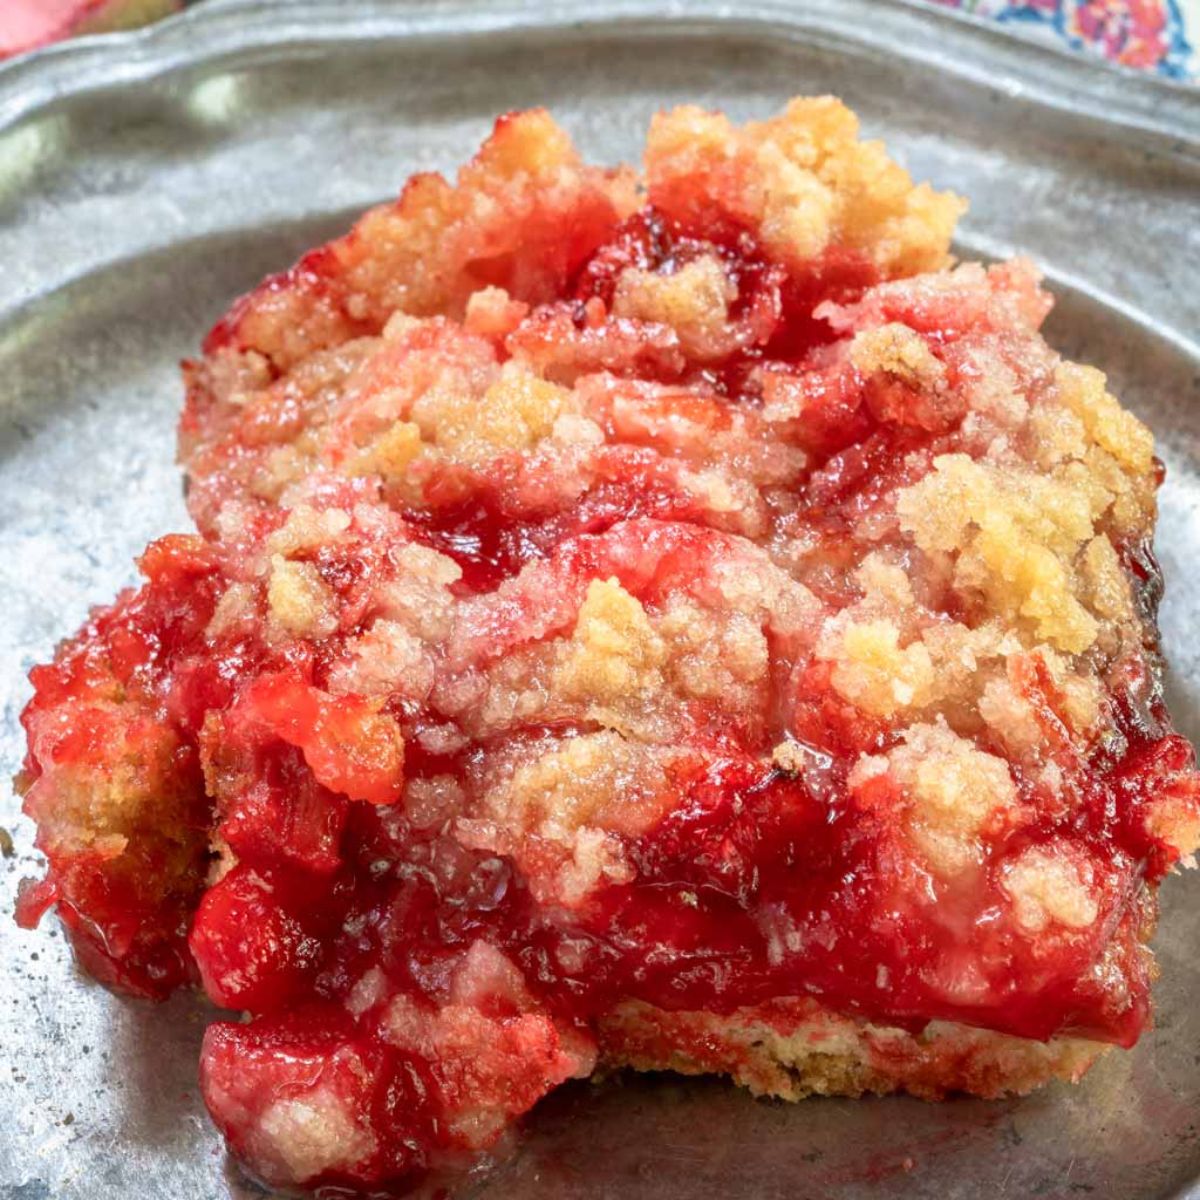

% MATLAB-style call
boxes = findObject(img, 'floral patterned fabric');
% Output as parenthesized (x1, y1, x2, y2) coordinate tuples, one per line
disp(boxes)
(174, 0, 1195, 82)
(925, 0, 1197, 78)
(4, 1, 1197, 81)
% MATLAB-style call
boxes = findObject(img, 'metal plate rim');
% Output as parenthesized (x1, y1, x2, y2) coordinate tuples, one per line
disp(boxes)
(1, 0, 1199, 143)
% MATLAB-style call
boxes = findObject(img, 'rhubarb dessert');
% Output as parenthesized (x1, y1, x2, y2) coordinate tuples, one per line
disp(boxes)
(16, 99, 1200, 1194)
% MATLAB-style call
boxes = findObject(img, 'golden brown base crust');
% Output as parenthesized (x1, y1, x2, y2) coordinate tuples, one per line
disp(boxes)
(598, 998, 1106, 1101)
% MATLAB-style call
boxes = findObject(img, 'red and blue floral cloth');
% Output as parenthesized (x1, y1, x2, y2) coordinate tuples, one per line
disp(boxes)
(2, 1, 1197, 81)
(925, 0, 1197, 78)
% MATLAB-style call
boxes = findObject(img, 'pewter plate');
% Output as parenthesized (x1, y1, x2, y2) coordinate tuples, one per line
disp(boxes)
(1, 2, 1198, 1197)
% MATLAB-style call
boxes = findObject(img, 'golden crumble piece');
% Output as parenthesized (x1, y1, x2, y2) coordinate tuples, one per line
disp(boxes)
(555, 578, 667, 705)
(644, 96, 965, 275)
(611, 254, 738, 360)
(851, 723, 1018, 877)
(266, 555, 338, 640)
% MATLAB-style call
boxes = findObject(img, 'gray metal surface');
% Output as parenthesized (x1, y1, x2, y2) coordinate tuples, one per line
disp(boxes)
(0, 2, 1197, 1197)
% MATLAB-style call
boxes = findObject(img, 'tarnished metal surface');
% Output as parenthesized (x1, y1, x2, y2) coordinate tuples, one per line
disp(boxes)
(0, 2, 1197, 1197)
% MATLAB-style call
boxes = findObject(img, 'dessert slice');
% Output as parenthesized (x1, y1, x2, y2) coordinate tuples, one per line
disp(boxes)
(17, 100, 1199, 1195)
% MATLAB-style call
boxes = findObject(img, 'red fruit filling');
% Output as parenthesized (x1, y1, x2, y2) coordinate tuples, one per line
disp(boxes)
(17, 100, 1200, 1194)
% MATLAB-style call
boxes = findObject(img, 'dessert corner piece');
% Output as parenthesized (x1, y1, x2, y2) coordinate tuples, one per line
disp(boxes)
(16, 98, 1200, 1193)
